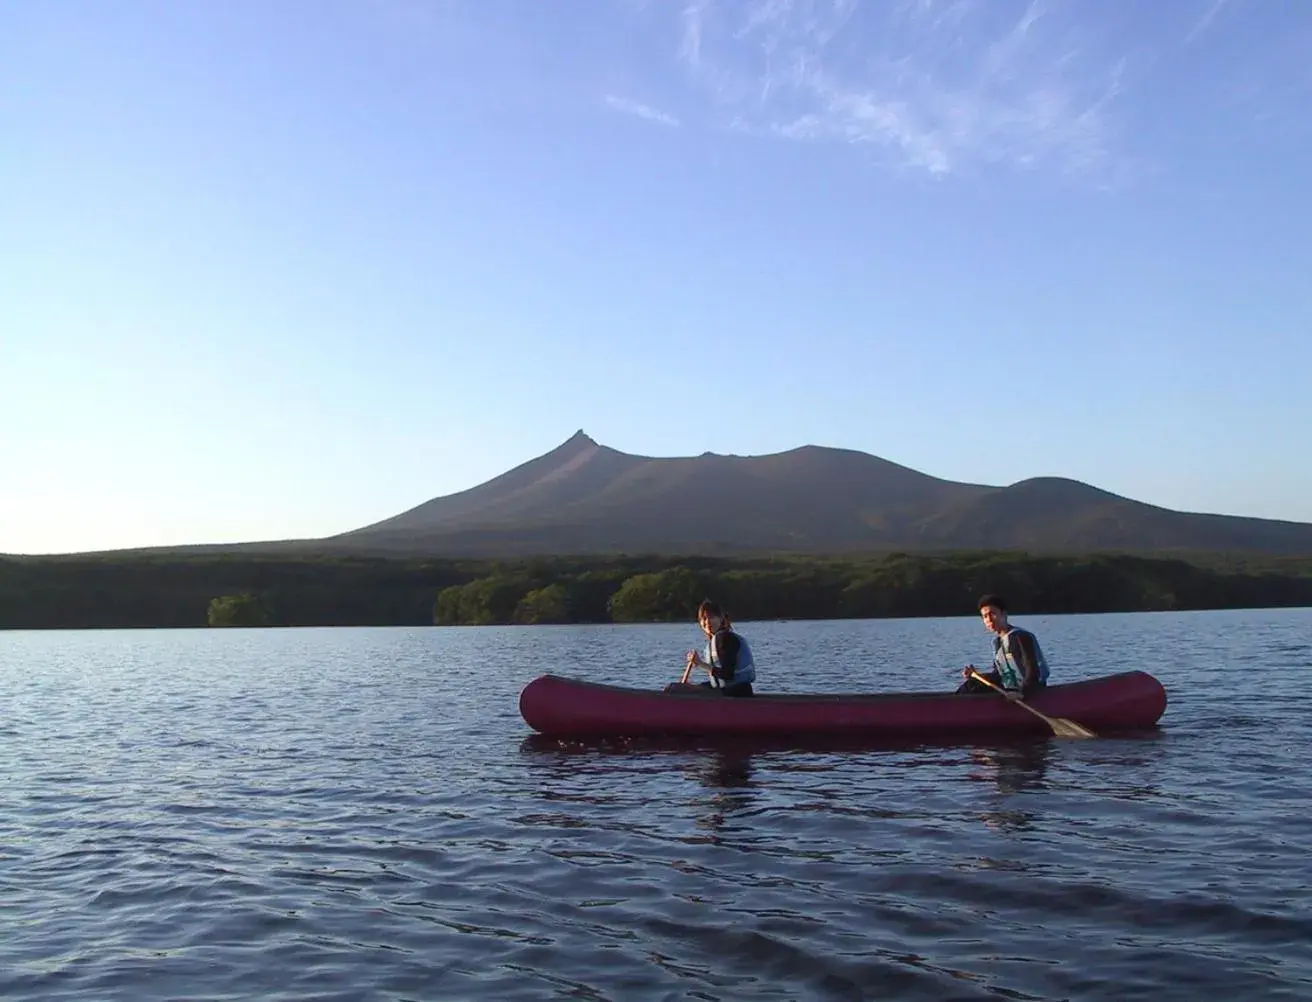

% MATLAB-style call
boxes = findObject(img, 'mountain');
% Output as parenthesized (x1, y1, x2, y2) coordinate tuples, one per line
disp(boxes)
(328, 430, 1312, 557)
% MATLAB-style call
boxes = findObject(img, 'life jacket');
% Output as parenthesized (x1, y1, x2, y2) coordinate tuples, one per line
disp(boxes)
(705, 627, 756, 687)
(993, 627, 1050, 691)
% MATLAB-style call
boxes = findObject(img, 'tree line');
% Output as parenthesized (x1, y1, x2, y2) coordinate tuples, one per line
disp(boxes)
(2, 549, 1311, 630)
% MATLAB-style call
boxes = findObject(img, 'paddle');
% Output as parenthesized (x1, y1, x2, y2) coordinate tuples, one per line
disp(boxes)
(679, 648, 714, 686)
(966, 669, 1096, 739)
(679, 648, 701, 685)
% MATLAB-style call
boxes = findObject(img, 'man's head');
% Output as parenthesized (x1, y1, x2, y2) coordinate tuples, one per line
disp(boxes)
(977, 594, 1009, 634)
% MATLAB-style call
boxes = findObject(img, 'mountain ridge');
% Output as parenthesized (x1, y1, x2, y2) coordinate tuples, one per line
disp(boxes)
(327, 430, 1312, 557)
(11, 431, 1311, 559)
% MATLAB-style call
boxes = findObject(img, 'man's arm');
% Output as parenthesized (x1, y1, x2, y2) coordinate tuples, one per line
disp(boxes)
(1010, 631, 1042, 696)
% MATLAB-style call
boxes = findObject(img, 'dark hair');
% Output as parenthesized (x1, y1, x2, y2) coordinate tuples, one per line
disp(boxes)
(697, 599, 731, 629)
(977, 594, 1007, 612)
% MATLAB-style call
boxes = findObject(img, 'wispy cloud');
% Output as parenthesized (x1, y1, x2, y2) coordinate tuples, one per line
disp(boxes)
(1184, 0, 1230, 45)
(604, 94, 682, 127)
(680, 0, 712, 68)
(643, 0, 1132, 180)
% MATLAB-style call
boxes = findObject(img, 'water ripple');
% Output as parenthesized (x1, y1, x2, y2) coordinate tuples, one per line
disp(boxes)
(2, 612, 1311, 1000)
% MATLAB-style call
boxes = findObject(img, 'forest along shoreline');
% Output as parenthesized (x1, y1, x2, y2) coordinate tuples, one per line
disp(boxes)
(3, 550, 1312, 629)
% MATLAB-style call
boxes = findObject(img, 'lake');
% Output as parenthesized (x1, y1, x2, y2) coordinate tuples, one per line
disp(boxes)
(2, 608, 1310, 1000)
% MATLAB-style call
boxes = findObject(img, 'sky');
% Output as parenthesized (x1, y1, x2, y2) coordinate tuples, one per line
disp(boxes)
(2, 0, 1310, 555)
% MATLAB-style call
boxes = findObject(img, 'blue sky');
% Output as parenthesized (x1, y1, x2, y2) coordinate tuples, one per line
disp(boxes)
(2, 0, 1310, 554)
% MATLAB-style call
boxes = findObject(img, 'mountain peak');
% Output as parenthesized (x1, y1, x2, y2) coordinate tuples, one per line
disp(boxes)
(336, 432, 1312, 557)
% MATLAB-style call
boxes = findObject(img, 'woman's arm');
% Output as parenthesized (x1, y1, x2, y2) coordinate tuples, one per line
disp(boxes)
(711, 632, 741, 684)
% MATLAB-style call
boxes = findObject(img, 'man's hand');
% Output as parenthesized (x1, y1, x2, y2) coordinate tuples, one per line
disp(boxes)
(961, 664, 976, 679)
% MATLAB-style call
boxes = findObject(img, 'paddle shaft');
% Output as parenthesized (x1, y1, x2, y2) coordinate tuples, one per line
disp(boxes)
(681, 632, 714, 684)
(680, 657, 717, 685)
(967, 670, 1046, 718)
(966, 669, 1094, 738)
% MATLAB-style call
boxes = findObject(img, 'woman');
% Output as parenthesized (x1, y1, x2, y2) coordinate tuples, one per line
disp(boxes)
(684, 599, 757, 697)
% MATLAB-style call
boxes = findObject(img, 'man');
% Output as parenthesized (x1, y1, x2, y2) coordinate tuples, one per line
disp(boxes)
(957, 594, 1049, 699)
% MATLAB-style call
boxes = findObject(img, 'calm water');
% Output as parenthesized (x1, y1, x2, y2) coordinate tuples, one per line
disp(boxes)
(2, 609, 1310, 1000)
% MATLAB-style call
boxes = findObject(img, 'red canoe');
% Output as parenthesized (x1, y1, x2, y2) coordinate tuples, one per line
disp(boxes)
(518, 670, 1167, 739)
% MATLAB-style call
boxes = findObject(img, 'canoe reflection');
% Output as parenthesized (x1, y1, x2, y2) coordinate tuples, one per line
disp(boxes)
(694, 748, 754, 790)
(965, 741, 1051, 834)
(517, 735, 763, 844)
(687, 749, 758, 843)
(968, 741, 1051, 795)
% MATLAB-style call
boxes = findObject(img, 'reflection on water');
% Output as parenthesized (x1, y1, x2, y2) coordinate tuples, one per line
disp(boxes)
(687, 750, 757, 844)
(518, 735, 764, 843)
(968, 740, 1052, 794)
(695, 748, 755, 790)
(966, 741, 1051, 834)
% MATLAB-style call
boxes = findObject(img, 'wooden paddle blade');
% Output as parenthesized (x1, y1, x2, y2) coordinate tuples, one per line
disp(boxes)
(1048, 716, 1097, 739)
(967, 670, 1097, 738)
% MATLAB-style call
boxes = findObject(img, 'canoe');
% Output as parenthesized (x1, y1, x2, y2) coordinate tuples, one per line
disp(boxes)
(518, 670, 1167, 739)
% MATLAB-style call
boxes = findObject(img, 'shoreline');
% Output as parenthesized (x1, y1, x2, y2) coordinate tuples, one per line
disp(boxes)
(4, 549, 1312, 630)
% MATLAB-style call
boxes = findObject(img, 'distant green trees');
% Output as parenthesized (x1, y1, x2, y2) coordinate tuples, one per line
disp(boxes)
(433, 575, 527, 625)
(422, 552, 1312, 627)
(2, 549, 1310, 631)
(515, 584, 571, 624)
(608, 567, 706, 622)
(432, 576, 577, 625)
(207, 592, 271, 627)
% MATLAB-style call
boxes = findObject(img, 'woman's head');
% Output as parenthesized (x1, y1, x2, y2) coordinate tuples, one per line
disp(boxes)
(696, 599, 730, 635)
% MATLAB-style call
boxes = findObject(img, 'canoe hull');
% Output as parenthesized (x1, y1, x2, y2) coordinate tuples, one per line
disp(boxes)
(518, 670, 1167, 739)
